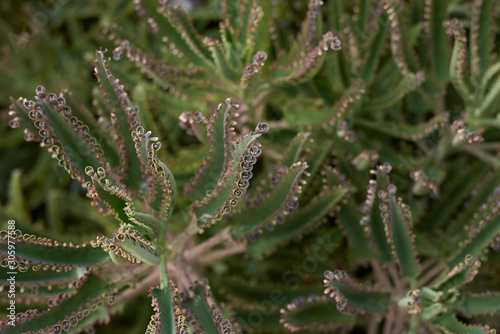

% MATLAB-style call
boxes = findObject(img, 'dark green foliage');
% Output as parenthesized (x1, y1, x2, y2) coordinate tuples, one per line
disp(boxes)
(1, 0, 500, 333)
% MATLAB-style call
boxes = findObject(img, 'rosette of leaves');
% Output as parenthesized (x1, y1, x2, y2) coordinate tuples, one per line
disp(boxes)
(1, 46, 271, 332)
(1, 40, 345, 332)
(2, 0, 500, 333)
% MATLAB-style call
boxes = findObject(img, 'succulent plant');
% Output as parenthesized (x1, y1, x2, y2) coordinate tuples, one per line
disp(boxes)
(2, 0, 500, 333)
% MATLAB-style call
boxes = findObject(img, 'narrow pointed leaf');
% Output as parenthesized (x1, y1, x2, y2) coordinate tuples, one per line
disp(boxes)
(148, 287, 176, 334)
(0, 273, 113, 334)
(247, 187, 346, 259)
(94, 49, 144, 189)
(431, 312, 492, 334)
(323, 270, 390, 314)
(0, 232, 108, 267)
(381, 184, 420, 280)
(429, 0, 450, 81)
(470, 0, 496, 78)
(230, 161, 309, 240)
(280, 295, 355, 332)
(452, 292, 500, 316)
(185, 98, 237, 201)
(191, 123, 269, 228)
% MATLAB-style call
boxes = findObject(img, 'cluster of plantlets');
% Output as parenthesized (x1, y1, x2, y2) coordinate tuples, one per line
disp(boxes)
(1, 0, 500, 333)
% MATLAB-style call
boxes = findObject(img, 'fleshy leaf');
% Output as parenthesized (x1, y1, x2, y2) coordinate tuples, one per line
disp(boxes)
(245, 187, 345, 259)
(447, 187, 500, 269)
(337, 196, 373, 262)
(470, 0, 496, 78)
(147, 286, 179, 334)
(34, 93, 105, 184)
(377, 175, 420, 280)
(360, 164, 394, 263)
(476, 61, 500, 117)
(431, 312, 493, 334)
(355, 114, 446, 140)
(276, 0, 324, 66)
(429, 0, 450, 81)
(191, 122, 269, 228)
(280, 295, 355, 332)
(323, 270, 390, 314)
(8, 97, 42, 142)
(0, 272, 113, 334)
(94, 49, 145, 190)
(424, 163, 489, 231)
(185, 98, 238, 202)
(434, 255, 481, 293)
(267, 31, 342, 86)
(85, 166, 132, 225)
(363, 72, 424, 111)
(361, 12, 389, 84)
(0, 231, 108, 267)
(133, 128, 176, 222)
(137, 0, 213, 69)
(91, 227, 160, 265)
(443, 18, 476, 106)
(179, 280, 237, 334)
(452, 291, 500, 316)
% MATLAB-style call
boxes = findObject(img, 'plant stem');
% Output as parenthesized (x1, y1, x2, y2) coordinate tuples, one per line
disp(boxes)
(184, 226, 231, 261)
(197, 243, 246, 264)
(169, 214, 199, 257)
(371, 260, 392, 290)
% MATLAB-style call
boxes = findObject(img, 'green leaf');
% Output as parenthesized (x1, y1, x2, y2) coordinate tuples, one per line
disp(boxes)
(94, 49, 144, 190)
(444, 19, 476, 106)
(424, 163, 489, 231)
(355, 114, 446, 140)
(0, 266, 82, 284)
(280, 132, 310, 168)
(134, 129, 176, 222)
(323, 270, 391, 314)
(139, 0, 213, 69)
(9, 97, 41, 142)
(86, 167, 132, 225)
(470, 0, 496, 78)
(111, 229, 161, 265)
(448, 214, 500, 269)
(246, 188, 346, 259)
(429, 0, 450, 81)
(230, 161, 309, 240)
(382, 184, 420, 280)
(280, 295, 355, 332)
(431, 312, 492, 334)
(0, 234, 108, 267)
(1, 273, 112, 334)
(185, 98, 237, 202)
(191, 122, 269, 228)
(66, 91, 121, 168)
(337, 197, 372, 262)
(210, 42, 241, 81)
(476, 61, 500, 117)
(267, 31, 342, 86)
(434, 255, 480, 293)
(149, 287, 176, 334)
(277, 0, 324, 66)
(364, 72, 423, 111)
(452, 291, 500, 316)
(36, 97, 104, 184)
(180, 280, 235, 333)
(365, 165, 394, 263)
(361, 12, 389, 84)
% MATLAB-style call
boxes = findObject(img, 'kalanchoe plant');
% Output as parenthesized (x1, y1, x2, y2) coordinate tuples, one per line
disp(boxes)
(2, 0, 500, 333)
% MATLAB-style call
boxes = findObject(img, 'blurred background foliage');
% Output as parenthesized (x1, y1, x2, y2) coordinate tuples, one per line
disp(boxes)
(2, 0, 500, 332)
